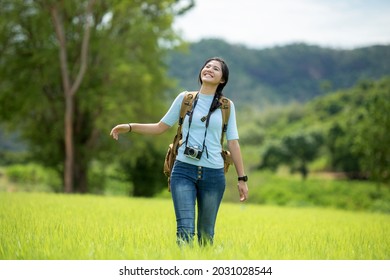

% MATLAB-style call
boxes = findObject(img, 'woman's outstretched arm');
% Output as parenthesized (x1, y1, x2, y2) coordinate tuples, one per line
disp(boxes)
(110, 121, 170, 140)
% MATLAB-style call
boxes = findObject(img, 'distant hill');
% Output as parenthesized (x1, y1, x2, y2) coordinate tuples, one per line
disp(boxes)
(167, 39, 390, 109)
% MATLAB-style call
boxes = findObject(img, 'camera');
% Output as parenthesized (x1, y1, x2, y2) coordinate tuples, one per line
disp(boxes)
(184, 145, 202, 160)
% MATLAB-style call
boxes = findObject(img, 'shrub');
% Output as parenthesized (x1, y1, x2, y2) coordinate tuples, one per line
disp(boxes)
(5, 164, 61, 192)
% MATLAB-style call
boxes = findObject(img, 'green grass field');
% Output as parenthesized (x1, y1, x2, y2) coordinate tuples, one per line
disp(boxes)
(1, 192, 389, 260)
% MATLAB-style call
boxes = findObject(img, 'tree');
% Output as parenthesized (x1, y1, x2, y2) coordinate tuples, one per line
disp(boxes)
(48, 0, 96, 193)
(0, 0, 194, 193)
(326, 123, 364, 179)
(281, 132, 323, 179)
(354, 78, 390, 186)
(258, 142, 288, 172)
(259, 132, 323, 179)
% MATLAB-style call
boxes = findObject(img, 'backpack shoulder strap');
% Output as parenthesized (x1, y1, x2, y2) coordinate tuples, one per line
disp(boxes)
(219, 96, 231, 130)
(179, 91, 198, 126)
(171, 91, 198, 154)
(219, 96, 231, 146)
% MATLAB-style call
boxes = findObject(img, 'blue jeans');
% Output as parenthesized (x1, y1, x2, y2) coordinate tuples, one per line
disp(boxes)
(170, 160, 226, 246)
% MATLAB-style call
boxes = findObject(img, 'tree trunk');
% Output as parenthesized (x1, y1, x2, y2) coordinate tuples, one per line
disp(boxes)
(74, 158, 88, 193)
(64, 94, 74, 193)
(49, 0, 95, 193)
(300, 163, 308, 180)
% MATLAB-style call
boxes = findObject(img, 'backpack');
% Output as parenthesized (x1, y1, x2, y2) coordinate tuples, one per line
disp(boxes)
(163, 91, 233, 190)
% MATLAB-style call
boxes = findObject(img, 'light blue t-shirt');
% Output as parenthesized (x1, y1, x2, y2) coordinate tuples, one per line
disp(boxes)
(161, 91, 239, 169)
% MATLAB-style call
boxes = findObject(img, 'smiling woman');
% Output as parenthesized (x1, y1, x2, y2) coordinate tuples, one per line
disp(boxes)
(110, 57, 248, 247)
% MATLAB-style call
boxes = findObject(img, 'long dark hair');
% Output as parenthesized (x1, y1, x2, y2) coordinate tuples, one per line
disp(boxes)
(198, 57, 230, 112)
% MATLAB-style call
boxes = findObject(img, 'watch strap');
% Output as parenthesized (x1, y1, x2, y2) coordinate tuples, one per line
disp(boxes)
(238, 175, 248, 182)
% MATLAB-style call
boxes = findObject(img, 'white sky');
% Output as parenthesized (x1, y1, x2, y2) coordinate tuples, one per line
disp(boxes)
(173, 0, 390, 49)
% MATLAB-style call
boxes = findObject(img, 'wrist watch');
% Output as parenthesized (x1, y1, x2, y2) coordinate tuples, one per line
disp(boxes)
(238, 175, 248, 182)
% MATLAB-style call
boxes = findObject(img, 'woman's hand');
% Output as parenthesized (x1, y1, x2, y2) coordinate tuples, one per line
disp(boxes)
(237, 181, 248, 202)
(110, 124, 131, 140)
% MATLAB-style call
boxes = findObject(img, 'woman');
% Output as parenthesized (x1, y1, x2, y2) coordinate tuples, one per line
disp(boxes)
(110, 57, 248, 246)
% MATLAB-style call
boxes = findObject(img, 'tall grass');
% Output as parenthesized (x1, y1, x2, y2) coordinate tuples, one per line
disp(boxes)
(2, 162, 389, 213)
(1, 192, 389, 260)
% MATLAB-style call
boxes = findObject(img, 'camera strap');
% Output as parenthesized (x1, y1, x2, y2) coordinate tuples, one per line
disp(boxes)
(184, 93, 215, 159)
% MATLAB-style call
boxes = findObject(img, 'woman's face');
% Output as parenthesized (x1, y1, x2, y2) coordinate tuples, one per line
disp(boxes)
(200, 60, 225, 86)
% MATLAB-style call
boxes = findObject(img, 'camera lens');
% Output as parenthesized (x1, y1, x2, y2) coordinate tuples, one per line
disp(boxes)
(188, 148, 195, 156)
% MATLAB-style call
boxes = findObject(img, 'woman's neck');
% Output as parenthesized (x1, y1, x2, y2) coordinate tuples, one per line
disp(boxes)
(199, 84, 217, 95)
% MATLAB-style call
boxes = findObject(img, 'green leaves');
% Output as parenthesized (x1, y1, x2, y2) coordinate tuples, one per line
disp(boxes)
(259, 132, 323, 179)
(353, 79, 390, 185)
(0, 0, 191, 193)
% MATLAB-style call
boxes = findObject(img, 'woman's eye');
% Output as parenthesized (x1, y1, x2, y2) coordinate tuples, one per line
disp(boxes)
(204, 64, 220, 71)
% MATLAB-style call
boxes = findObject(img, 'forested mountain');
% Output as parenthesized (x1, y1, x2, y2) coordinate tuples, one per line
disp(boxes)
(167, 39, 390, 108)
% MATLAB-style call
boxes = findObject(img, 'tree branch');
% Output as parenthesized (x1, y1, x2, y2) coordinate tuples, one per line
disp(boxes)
(50, 5, 71, 96)
(70, 0, 96, 96)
